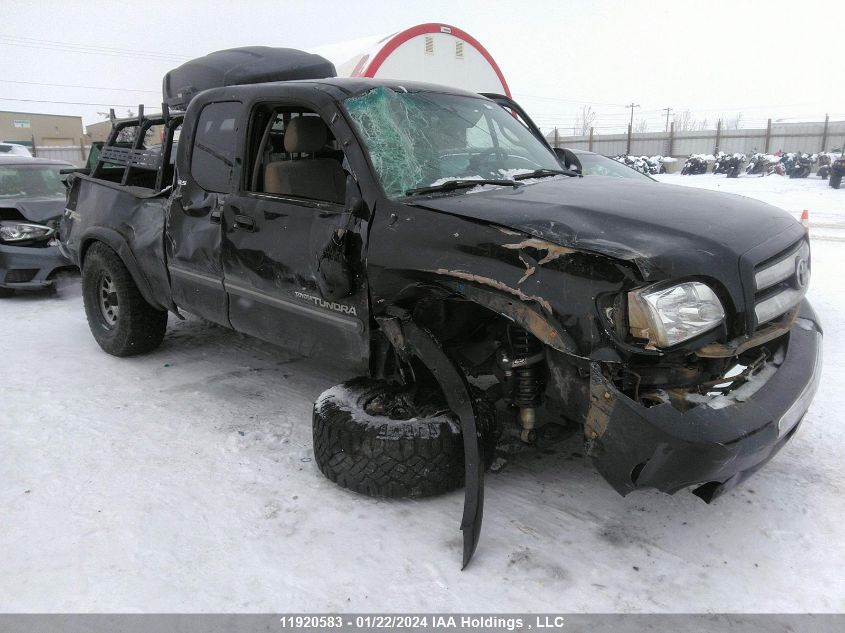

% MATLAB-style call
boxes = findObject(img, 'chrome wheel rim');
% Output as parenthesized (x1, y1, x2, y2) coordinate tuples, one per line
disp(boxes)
(98, 272, 119, 326)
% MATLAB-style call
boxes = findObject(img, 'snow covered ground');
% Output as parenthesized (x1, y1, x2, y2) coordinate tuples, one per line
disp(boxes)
(654, 172, 845, 241)
(1, 175, 844, 613)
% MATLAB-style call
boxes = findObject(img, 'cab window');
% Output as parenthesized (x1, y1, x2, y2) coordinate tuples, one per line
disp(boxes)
(245, 104, 346, 205)
(191, 101, 240, 192)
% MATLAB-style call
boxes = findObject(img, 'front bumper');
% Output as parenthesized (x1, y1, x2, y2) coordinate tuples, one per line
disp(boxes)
(0, 241, 71, 290)
(586, 299, 822, 502)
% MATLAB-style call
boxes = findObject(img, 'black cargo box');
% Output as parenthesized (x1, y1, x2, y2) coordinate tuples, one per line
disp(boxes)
(162, 46, 336, 110)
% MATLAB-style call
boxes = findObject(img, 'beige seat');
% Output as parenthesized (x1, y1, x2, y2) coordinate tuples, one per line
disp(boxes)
(264, 117, 345, 204)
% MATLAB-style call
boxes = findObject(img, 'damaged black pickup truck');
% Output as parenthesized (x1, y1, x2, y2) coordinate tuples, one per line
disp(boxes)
(59, 47, 822, 567)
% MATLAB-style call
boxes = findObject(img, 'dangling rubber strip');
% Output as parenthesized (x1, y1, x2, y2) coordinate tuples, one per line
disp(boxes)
(393, 318, 485, 569)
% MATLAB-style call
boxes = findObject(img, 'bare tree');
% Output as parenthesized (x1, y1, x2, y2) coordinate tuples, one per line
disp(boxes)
(635, 118, 649, 133)
(726, 112, 743, 129)
(673, 109, 695, 131)
(697, 117, 709, 131)
(572, 105, 597, 136)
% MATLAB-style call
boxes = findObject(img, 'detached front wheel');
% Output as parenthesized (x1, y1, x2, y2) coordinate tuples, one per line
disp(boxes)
(82, 242, 167, 356)
(313, 378, 499, 498)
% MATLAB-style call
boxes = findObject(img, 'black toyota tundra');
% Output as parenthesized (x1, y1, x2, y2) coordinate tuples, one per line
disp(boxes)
(59, 47, 822, 567)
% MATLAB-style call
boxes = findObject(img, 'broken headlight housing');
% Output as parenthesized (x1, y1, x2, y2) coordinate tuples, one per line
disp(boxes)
(628, 281, 725, 348)
(0, 221, 54, 244)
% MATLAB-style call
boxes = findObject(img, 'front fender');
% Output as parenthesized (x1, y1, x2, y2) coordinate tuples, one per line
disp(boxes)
(367, 204, 639, 360)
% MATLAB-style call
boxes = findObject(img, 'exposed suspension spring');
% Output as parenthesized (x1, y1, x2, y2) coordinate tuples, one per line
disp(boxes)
(510, 326, 544, 408)
(499, 325, 546, 442)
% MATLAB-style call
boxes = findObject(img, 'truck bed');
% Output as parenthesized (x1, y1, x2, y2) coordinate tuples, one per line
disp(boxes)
(61, 174, 173, 311)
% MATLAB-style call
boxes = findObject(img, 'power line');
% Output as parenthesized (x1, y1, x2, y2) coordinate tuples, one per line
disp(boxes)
(0, 34, 188, 59)
(0, 79, 158, 94)
(0, 97, 157, 108)
(513, 93, 631, 108)
(0, 37, 189, 63)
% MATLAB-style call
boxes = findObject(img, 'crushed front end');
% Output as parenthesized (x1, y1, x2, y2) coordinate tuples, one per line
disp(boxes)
(0, 214, 70, 292)
(0, 160, 75, 293)
(577, 232, 822, 501)
(585, 299, 821, 501)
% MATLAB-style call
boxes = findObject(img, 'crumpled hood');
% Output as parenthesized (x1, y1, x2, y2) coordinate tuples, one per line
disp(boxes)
(411, 177, 801, 281)
(0, 197, 66, 224)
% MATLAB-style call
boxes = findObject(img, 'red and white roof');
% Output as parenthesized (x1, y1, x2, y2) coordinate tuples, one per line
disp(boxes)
(312, 23, 510, 96)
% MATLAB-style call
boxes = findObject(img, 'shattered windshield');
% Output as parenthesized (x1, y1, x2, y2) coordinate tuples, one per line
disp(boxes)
(0, 165, 65, 199)
(343, 87, 562, 198)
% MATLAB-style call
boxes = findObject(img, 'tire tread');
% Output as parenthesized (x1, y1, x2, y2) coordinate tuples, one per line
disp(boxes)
(313, 379, 498, 498)
(82, 242, 167, 356)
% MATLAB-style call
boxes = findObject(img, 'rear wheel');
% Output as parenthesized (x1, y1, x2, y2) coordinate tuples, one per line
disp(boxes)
(313, 378, 499, 498)
(82, 242, 168, 356)
(831, 174, 842, 189)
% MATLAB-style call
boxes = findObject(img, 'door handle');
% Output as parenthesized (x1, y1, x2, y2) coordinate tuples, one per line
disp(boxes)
(209, 210, 222, 224)
(233, 214, 256, 231)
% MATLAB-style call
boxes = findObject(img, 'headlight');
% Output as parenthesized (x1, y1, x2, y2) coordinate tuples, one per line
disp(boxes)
(0, 221, 54, 243)
(628, 281, 725, 348)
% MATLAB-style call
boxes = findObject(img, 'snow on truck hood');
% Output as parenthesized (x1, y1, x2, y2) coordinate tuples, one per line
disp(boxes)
(411, 176, 802, 280)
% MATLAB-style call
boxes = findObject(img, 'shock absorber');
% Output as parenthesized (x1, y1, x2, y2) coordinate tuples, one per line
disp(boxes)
(498, 325, 546, 443)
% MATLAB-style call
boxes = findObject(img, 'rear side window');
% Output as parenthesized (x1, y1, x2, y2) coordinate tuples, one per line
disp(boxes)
(191, 101, 240, 192)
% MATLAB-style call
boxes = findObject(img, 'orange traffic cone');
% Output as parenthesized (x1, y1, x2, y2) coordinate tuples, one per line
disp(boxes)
(801, 209, 810, 232)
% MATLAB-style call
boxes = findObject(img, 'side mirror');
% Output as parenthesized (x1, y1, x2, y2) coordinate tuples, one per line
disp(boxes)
(345, 175, 369, 220)
(553, 147, 582, 173)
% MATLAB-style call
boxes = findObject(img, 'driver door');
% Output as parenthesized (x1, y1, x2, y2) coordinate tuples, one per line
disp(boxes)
(221, 101, 370, 372)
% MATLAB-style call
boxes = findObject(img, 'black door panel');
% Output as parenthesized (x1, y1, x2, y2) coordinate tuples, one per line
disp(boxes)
(167, 99, 242, 326)
(222, 193, 369, 371)
(166, 192, 229, 326)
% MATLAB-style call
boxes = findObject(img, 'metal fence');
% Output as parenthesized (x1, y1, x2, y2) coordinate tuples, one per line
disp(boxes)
(547, 117, 845, 158)
(31, 144, 91, 166)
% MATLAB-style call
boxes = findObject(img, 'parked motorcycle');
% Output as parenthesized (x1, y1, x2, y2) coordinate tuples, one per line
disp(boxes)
(788, 153, 815, 179)
(712, 152, 729, 175)
(725, 153, 746, 178)
(681, 154, 708, 175)
(637, 155, 665, 175)
(745, 152, 782, 176)
(613, 155, 662, 175)
(651, 155, 667, 174)
(780, 152, 797, 176)
(830, 155, 845, 189)
(817, 153, 832, 179)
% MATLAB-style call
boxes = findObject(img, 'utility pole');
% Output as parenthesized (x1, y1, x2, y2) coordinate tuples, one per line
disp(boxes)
(626, 103, 639, 155)
(627, 102, 640, 130)
(662, 107, 673, 132)
(821, 113, 829, 152)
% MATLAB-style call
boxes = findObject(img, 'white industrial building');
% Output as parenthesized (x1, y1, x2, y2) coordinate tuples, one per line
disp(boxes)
(312, 23, 510, 96)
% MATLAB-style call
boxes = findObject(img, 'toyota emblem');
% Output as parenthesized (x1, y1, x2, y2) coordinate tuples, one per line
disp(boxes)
(795, 257, 810, 288)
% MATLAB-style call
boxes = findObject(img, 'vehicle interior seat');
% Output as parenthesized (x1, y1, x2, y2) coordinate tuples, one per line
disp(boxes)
(264, 117, 345, 204)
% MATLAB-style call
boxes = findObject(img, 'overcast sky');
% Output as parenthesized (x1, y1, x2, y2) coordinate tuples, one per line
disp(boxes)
(1, 0, 843, 134)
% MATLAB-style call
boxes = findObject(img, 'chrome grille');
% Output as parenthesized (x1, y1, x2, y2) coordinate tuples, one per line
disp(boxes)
(753, 239, 810, 326)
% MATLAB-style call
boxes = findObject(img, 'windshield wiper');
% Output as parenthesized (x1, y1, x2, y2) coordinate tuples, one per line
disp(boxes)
(405, 179, 522, 196)
(513, 168, 578, 180)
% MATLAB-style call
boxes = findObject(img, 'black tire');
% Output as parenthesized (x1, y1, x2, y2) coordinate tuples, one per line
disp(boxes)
(313, 378, 499, 498)
(81, 242, 168, 356)
(0, 287, 14, 298)
(831, 174, 842, 189)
